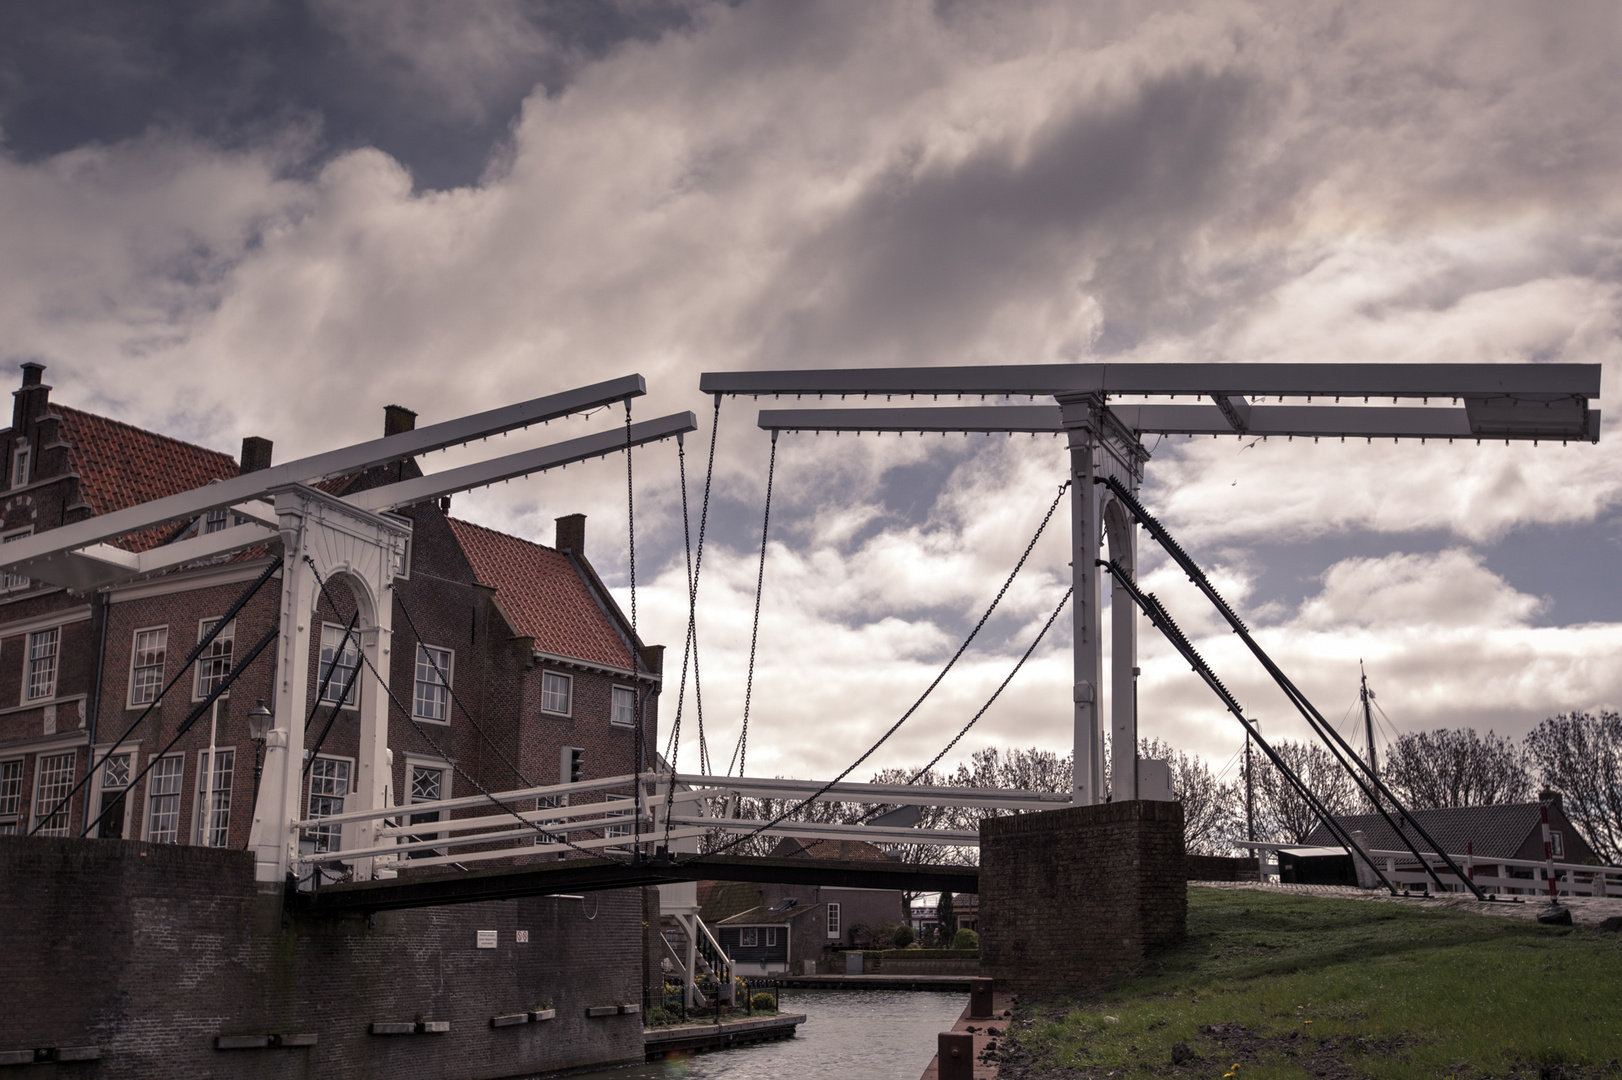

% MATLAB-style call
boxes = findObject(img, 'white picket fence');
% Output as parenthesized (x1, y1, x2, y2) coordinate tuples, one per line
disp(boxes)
(1233, 840, 1622, 897)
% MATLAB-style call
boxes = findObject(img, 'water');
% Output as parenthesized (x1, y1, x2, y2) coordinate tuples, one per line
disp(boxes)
(564, 988, 965, 1080)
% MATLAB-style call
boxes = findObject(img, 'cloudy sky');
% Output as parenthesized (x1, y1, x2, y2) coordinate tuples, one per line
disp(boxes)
(4, 0, 1620, 788)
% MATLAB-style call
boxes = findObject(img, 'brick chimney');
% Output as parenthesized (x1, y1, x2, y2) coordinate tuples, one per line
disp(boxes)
(239, 436, 274, 474)
(13, 362, 49, 433)
(384, 405, 417, 436)
(1540, 789, 1563, 813)
(555, 513, 585, 555)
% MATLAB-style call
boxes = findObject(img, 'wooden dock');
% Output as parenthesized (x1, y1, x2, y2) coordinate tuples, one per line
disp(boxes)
(644, 1012, 806, 1059)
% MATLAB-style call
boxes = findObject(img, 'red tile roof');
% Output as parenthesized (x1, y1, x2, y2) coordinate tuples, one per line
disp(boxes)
(56, 406, 240, 551)
(445, 517, 638, 670)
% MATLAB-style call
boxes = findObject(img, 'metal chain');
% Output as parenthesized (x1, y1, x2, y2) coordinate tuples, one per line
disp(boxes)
(663, 398, 722, 847)
(728, 429, 778, 778)
(305, 559, 611, 863)
(701, 478, 1071, 858)
(624, 399, 645, 855)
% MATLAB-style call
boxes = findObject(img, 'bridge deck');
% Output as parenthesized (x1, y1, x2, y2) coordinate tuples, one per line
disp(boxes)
(295, 854, 980, 913)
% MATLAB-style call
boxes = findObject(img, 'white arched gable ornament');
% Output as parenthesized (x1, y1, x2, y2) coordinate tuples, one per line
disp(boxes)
(248, 484, 412, 884)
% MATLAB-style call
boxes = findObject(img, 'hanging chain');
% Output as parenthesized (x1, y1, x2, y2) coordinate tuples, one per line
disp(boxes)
(729, 428, 778, 778)
(663, 398, 722, 847)
(703, 478, 1071, 858)
(304, 558, 610, 863)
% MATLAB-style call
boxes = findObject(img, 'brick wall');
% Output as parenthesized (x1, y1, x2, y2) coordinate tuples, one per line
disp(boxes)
(979, 800, 1186, 999)
(1186, 853, 1261, 881)
(0, 835, 647, 1080)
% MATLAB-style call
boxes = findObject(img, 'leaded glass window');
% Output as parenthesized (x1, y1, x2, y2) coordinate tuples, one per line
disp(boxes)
(145, 756, 183, 843)
(194, 749, 234, 848)
(27, 628, 58, 700)
(318, 623, 359, 706)
(195, 619, 234, 699)
(307, 757, 351, 853)
(130, 628, 167, 705)
(413, 645, 451, 721)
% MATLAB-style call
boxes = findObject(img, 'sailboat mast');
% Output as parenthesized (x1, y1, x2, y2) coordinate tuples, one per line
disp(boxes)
(1360, 662, 1379, 781)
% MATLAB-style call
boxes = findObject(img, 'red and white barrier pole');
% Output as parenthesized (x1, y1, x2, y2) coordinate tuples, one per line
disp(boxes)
(1540, 803, 1558, 899)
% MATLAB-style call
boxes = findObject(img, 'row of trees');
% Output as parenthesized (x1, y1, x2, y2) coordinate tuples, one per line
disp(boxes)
(702, 712, 1622, 866)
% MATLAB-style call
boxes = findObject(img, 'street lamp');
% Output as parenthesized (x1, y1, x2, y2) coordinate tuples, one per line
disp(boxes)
(248, 699, 273, 810)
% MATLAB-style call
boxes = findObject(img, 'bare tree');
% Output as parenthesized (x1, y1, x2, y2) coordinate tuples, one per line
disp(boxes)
(1379, 728, 1535, 809)
(1524, 711, 1622, 865)
(1250, 739, 1359, 844)
(1137, 737, 1242, 855)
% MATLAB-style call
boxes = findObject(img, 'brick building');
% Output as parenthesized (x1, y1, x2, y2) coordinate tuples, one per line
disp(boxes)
(697, 837, 907, 973)
(0, 363, 661, 869)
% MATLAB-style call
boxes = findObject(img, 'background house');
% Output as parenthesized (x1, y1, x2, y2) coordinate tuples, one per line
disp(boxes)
(0, 364, 661, 873)
(1308, 792, 1598, 893)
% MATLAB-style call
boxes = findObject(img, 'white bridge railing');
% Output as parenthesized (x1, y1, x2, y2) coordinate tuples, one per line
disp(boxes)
(1234, 840, 1620, 898)
(291, 770, 1054, 876)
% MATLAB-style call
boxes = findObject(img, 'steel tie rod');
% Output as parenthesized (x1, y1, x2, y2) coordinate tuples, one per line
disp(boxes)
(1098, 559, 1400, 894)
(1097, 475, 1484, 900)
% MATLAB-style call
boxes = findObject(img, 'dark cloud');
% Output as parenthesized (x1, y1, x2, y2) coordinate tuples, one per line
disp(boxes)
(752, 64, 1262, 364)
(0, 0, 697, 190)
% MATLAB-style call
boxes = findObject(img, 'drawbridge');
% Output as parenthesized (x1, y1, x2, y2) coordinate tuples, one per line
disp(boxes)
(5, 362, 1602, 928)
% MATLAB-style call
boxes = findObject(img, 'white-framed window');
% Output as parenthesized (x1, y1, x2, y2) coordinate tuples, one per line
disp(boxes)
(195, 618, 234, 700)
(405, 761, 449, 859)
(306, 756, 351, 853)
(144, 755, 183, 843)
(11, 444, 29, 489)
(27, 627, 58, 701)
(541, 671, 571, 716)
(1550, 830, 1564, 859)
(203, 508, 229, 534)
(318, 623, 359, 707)
(0, 757, 24, 833)
(826, 902, 841, 939)
(129, 627, 167, 707)
(413, 644, 452, 722)
(740, 928, 758, 948)
(93, 751, 133, 839)
(604, 805, 633, 852)
(611, 685, 637, 727)
(194, 748, 234, 847)
(1, 527, 33, 593)
(31, 751, 76, 836)
(766, 927, 778, 947)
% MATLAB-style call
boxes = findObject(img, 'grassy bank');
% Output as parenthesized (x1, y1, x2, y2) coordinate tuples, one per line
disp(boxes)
(999, 887, 1622, 1079)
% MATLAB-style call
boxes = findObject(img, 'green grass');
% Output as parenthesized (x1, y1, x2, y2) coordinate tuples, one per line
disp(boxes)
(1004, 888, 1622, 1078)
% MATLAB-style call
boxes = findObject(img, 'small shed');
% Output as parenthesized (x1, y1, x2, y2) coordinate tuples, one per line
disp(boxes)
(1277, 846, 1357, 886)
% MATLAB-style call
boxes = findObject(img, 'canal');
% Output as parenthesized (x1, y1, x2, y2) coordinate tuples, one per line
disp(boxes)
(563, 988, 966, 1080)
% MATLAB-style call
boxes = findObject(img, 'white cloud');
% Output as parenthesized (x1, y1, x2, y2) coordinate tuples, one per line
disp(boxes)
(2, 0, 1621, 783)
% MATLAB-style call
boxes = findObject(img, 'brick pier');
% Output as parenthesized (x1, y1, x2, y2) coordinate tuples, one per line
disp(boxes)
(979, 800, 1186, 999)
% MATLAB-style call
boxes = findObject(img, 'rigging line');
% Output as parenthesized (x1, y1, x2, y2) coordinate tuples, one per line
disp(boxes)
(1100, 558, 1400, 895)
(303, 610, 362, 776)
(695, 478, 1071, 860)
(305, 561, 612, 864)
(1096, 474, 1478, 899)
(729, 428, 778, 778)
(30, 552, 283, 837)
(76, 624, 280, 838)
